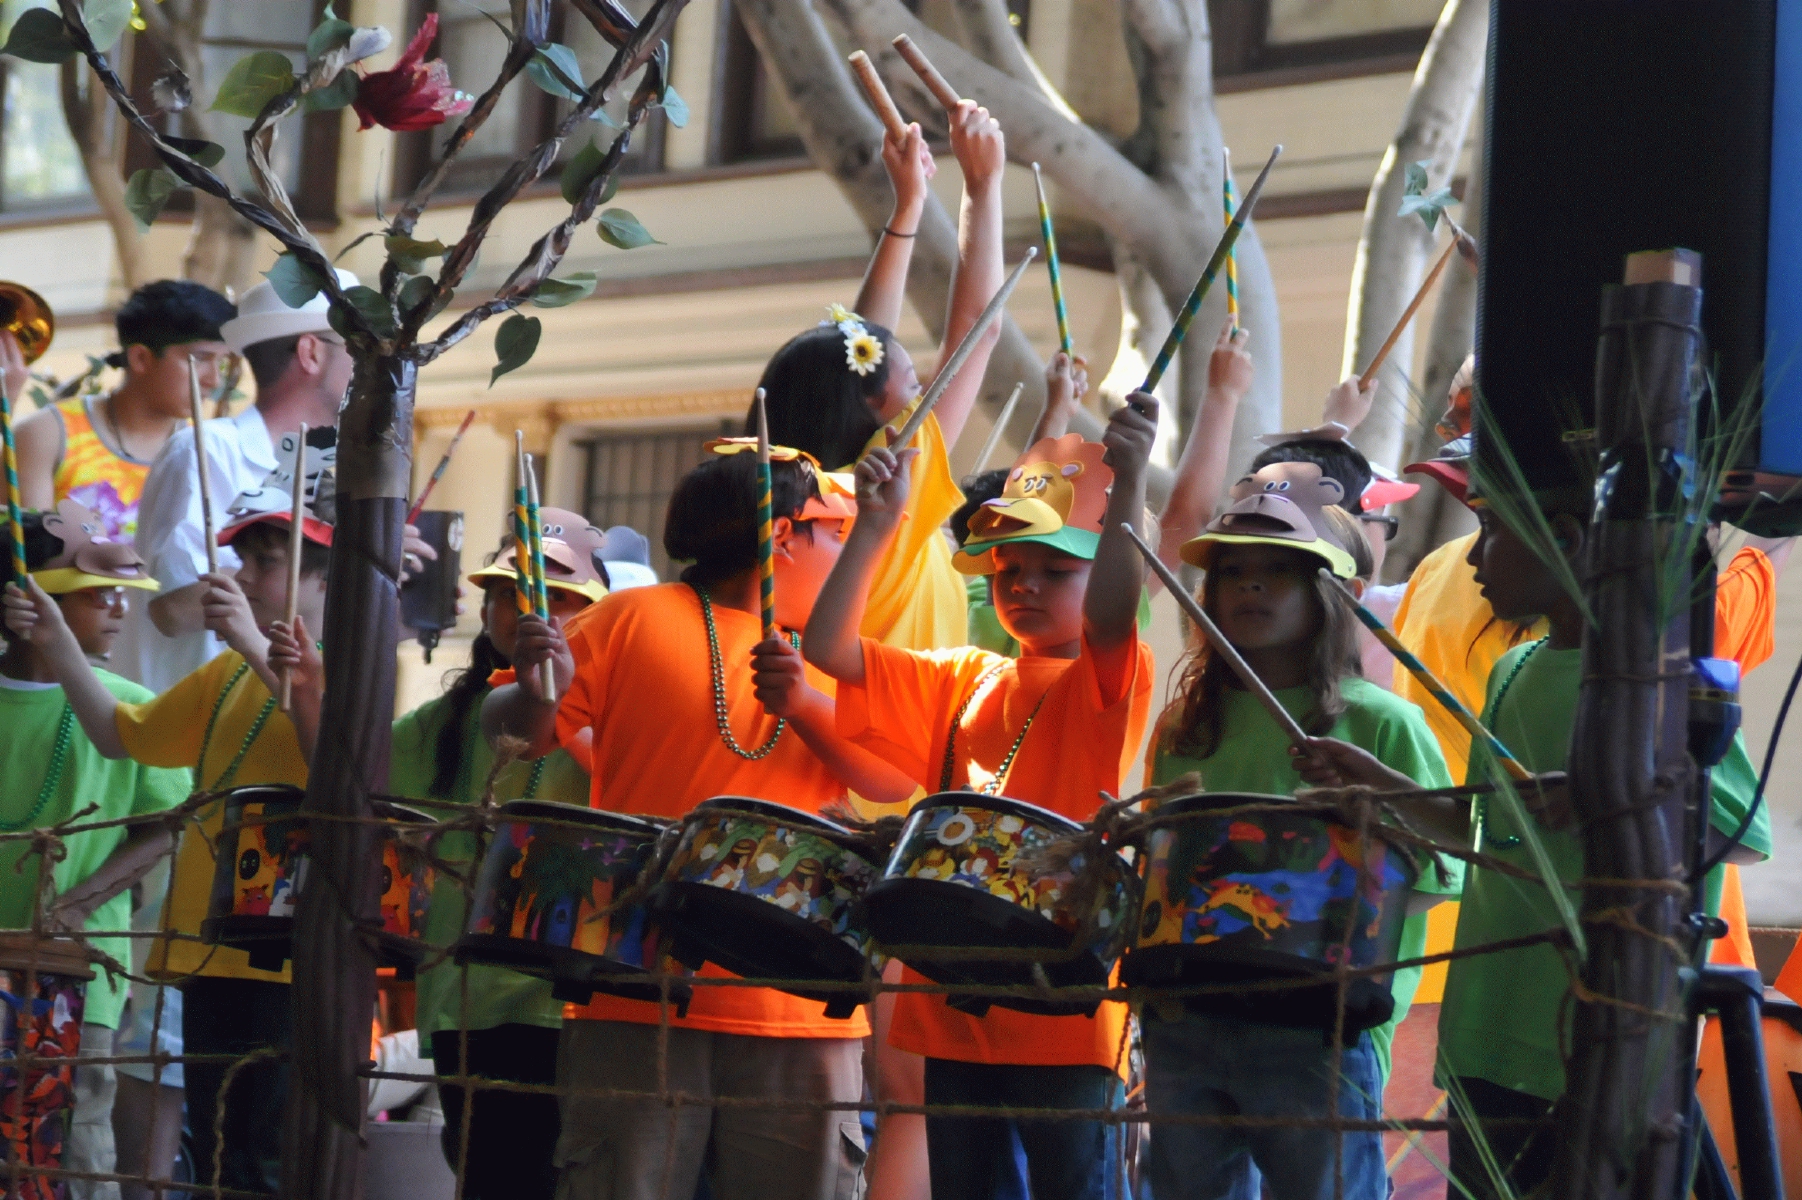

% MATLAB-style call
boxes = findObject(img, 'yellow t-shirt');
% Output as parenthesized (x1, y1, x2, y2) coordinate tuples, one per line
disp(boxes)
(117, 650, 308, 984)
(856, 409, 968, 651)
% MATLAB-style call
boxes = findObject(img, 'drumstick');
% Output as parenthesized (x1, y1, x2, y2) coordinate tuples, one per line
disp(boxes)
(406, 408, 475, 525)
(188, 354, 218, 574)
(1222, 147, 1239, 328)
(511, 434, 555, 702)
(1031, 163, 1072, 357)
(279, 424, 306, 712)
(1, 380, 23, 582)
(890, 248, 1037, 450)
(1124, 525, 1311, 751)
(1141, 145, 1281, 394)
(1318, 569, 1532, 782)
(848, 50, 908, 139)
(524, 450, 557, 704)
(754, 389, 776, 639)
(1357, 236, 1459, 390)
(891, 34, 961, 111)
(971, 382, 1025, 473)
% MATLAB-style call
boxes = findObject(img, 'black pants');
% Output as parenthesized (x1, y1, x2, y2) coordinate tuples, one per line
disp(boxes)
(1446, 1076, 1557, 1200)
(183, 977, 293, 1195)
(432, 1024, 562, 1200)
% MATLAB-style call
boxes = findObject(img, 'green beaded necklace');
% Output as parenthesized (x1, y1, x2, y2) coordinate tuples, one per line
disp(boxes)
(3, 704, 75, 832)
(693, 584, 799, 760)
(197, 662, 279, 792)
(1474, 637, 1549, 850)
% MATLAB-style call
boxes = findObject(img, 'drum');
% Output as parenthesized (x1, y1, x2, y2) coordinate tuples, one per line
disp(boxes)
(1120, 793, 1420, 1030)
(859, 794, 1136, 1017)
(457, 801, 688, 1009)
(649, 798, 881, 1019)
(0, 933, 94, 1200)
(202, 788, 437, 974)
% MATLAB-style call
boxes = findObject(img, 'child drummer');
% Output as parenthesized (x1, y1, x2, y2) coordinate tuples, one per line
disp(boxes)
(802, 397, 1159, 1200)
(3, 438, 333, 1195)
(489, 446, 913, 1200)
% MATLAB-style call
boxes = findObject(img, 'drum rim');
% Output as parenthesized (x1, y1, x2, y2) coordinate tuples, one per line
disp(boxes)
(371, 799, 437, 826)
(492, 799, 667, 835)
(220, 783, 307, 808)
(906, 791, 1086, 833)
(692, 795, 851, 836)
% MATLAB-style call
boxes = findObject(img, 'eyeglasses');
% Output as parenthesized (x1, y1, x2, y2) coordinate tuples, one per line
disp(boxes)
(1359, 514, 1399, 542)
(65, 586, 128, 610)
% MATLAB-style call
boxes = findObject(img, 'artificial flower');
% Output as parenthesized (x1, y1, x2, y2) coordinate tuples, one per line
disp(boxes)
(845, 330, 884, 376)
(824, 302, 857, 326)
(351, 14, 474, 133)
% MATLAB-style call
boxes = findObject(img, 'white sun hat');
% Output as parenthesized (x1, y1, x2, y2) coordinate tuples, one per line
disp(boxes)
(220, 268, 361, 352)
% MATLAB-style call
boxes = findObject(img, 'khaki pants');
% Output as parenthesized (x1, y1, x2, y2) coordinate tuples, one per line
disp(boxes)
(68, 1024, 120, 1200)
(554, 1020, 866, 1200)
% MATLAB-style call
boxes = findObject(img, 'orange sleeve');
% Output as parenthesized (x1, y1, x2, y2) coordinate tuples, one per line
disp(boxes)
(836, 640, 998, 786)
(1714, 547, 1775, 675)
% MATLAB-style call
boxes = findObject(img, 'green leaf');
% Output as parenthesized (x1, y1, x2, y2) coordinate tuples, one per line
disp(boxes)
(264, 253, 328, 308)
(83, 0, 132, 49)
(559, 139, 606, 205)
(597, 208, 659, 250)
(526, 43, 585, 102)
(306, 16, 355, 60)
(1, 8, 76, 63)
(661, 84, 688, 129)
(329, 285, 398, 341)
(123, 168, 180, 232)
(1398, 186, 1455, 232)
(303, 70, 358, 112)
(210, 50, 298, 118)
(162, 135, 225, 169)
(383, 234, 449, 274)
(491, 314, 542, 385)
(397, 273, 437, 316)
(1403, 159, 1430, 197)
(530, 272, 597, 308)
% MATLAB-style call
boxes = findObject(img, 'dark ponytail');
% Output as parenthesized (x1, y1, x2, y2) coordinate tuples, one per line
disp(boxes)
(430, 632, 511, 799)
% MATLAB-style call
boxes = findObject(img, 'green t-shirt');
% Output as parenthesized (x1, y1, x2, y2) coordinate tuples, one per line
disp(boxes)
(1150, 676, 1459, 1082)
(1437, 642, 1771, 1102)
(389, 693, 591, 1046)
(0, 672, 191, 1029)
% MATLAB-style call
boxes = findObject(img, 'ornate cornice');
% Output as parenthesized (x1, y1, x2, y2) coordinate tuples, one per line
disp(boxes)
(414, 389, 750, 438)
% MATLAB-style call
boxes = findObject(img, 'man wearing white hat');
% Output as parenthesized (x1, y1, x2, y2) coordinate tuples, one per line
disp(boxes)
(125, 270, 359, 692)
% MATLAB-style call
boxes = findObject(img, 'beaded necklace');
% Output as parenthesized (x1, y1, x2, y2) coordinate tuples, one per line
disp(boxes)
(1474, 636, 1549, 849)
(524, 756, 547, 798)
(938, 663, 1049, 796)
(197, 662, 279, 791)
(3, 704, 75, 832)
(693, 584, 799, 760)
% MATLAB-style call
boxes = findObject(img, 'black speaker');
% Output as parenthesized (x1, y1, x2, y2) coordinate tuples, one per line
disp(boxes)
(1478, 0, 1802, 516)
(400, 510, 463, 661)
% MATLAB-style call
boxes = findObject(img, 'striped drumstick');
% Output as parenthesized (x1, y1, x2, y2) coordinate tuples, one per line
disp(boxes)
(406, 408, 475, 525)
(1032, 163, 1072, 357)
(1, 380, 23, 582)
(1222, 147, 1239, 327)
(754, 388, 775, 639)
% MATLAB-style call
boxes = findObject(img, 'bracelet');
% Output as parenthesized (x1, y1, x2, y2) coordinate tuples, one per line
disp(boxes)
(883, 226, 917, 238)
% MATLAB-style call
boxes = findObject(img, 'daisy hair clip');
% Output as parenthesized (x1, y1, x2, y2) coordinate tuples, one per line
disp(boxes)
(822, 304, 885, 377)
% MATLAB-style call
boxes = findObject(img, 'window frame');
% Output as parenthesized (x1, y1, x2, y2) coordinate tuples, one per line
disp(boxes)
(708, 0, 805, 167)
(1209, 0, 1434, 91)
(0, 30, 95, 216)
(579, 418, 740, 581)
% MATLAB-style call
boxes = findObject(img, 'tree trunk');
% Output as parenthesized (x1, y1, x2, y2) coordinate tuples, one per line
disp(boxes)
(280, 353, 415, 1200)
(183, 193, 261, 296)
(1341, 0, 1488, 470)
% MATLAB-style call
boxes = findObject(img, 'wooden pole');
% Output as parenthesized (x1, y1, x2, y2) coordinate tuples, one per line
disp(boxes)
(971, 381, 1025, 473)
(188, 353, 217, 575)
(847, 50, 908, 139)
(405, 408, 475, 526)
(1357, 237, 1459, 389)
(890, 248, 1036, 449)
(891, 33, 961, 111)
(754, 388, 775, 638)
(280, 423, 306, 712)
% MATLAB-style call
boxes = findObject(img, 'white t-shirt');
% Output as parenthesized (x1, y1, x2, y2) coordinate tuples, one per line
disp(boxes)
(122, 406, 277, 693)
(1358, 580, 1407, 690)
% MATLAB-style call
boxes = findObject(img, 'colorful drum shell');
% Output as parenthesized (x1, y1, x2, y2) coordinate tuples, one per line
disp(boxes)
(650, 797, 881, 1019)
(0, 934, 93, 1199)
(1121, 793, 1420, 1031)
(457, 801, 689, 1009)
(860, 794, 1136, 1018)
(369, 801, 438, 970)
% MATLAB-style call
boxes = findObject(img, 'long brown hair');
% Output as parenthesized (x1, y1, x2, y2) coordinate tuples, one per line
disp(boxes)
(1160, 516, 1370, 761)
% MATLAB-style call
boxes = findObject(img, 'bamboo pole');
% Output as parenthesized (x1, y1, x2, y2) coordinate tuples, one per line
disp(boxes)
(891, 34, 961, 111)
(890, 248, 1037, 450)
(280, 423, 307, 712)
(971, 381, 1025, 473)
(847, 50, 907, 139)
(405, 408, 475, 525)
(188, 354, 217, 575)
(754, 388, 775, 639)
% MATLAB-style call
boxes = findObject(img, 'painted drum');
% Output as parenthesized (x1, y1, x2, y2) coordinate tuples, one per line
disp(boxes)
(859, 793, 1136, 1018)
(0, 934, 94, 1200)
(457, 801, 689, 1010)
(649, 798, 882, 1020)
(202, 788, 438, 975)
(1120, 793, 1420, 1031)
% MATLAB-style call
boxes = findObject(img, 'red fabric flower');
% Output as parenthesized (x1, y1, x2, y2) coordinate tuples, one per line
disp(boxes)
(351, 14, 474, 133)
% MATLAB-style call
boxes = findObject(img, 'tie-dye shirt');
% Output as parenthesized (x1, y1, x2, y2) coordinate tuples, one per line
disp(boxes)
(52, 396, 151, 539)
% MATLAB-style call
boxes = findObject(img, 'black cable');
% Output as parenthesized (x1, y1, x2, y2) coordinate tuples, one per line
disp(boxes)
(1693, 644, 1802, 881)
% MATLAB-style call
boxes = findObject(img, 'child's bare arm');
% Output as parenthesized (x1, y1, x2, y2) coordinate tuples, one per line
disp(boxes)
(928, 101, 1006, 449)
(1292, 736, 1471, 848)
(1029, 352, 1089, 443)
(853, 123, 934, 331)
(201, 573, 275, 693)
(42, 825, 174, 934)
(266, 615, 323, 760)
(2, 578, 128, 758)
(752, 636, 916, 805)
(803, 447, 917, 686)
(1087, 394, 1158, 650)
(1156, 319, 1249, 588)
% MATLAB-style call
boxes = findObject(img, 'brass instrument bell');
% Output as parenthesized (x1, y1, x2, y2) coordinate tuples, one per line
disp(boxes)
(0, 282, 54, 364)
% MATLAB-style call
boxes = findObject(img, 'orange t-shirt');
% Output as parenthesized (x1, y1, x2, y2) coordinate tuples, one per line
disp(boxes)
(1713, 546, 1776, 674)
(498, 583, 870, 1039)
(836, 633, 1154, 1069)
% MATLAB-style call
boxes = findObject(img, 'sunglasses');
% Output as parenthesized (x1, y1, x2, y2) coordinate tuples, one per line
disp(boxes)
(1359, 513, 1399, 542)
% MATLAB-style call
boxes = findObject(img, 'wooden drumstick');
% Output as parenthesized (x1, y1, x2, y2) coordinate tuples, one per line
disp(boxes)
(848, 50, 908, 139)
(1124, 525, 1311, 751)
(891, 34, 961, 111)
(970, 382, 1025, 472)
(889, 248, 1036, 450)
(1357, 237, 1458, 390)
(279, 424, 306, 712)
(188, 353, 217, 575)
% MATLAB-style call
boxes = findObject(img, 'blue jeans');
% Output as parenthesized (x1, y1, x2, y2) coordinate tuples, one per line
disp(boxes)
(924, 1058, 1125, 1200)
(1143, 1011, 1386, 1200)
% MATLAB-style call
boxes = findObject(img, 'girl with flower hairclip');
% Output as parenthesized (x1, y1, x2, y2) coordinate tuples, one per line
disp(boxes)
(754, 101, 1008, 655)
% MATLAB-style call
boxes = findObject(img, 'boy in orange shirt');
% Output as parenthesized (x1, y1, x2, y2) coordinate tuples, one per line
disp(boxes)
(487, 447, 913, 1200)
(803, 397, 1159, 1200)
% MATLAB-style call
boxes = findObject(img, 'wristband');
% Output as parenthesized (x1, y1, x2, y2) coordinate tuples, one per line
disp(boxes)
(883, 226, 917, 238)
